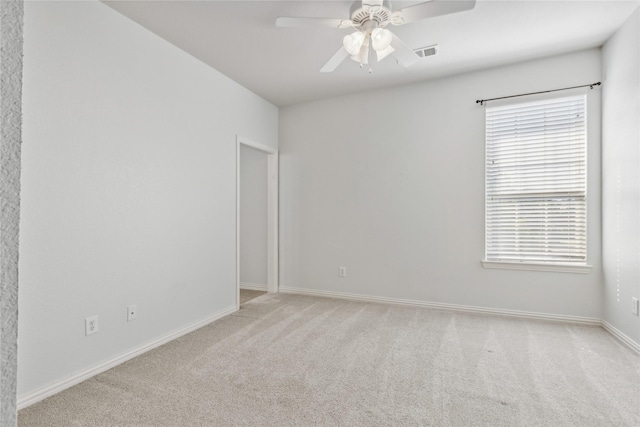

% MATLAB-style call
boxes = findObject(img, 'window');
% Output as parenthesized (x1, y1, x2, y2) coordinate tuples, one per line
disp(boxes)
(483, 95, 589, 272)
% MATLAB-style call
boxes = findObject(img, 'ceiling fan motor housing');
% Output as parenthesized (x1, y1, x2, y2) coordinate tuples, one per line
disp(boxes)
(350, 0, 394, 31)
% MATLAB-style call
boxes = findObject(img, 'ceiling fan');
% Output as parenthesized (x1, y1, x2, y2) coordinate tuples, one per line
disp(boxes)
(276, 0, 476, 73)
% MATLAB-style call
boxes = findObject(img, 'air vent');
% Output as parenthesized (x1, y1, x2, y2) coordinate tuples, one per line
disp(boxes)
(413, 45, 438, 58)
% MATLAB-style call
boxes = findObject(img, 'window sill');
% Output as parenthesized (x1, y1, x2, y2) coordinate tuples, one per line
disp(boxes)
(481, 260, 592, 274)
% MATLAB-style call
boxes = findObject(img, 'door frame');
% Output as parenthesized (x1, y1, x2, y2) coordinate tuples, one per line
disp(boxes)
(236, 136, 279, 310)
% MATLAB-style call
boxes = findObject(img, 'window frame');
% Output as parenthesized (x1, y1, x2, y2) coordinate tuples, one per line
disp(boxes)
(481, 93, 592, 274)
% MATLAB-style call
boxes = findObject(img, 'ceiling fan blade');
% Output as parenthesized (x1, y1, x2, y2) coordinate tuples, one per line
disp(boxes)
(376, 46, 395, 62)
(320, 47, 350, 73)
(390, 34, 418, 68)
(396, 0, 476, 25)
(276, 17, 354, 29)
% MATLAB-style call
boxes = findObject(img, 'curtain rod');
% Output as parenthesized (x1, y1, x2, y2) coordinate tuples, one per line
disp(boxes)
(475, 82, 601, 106)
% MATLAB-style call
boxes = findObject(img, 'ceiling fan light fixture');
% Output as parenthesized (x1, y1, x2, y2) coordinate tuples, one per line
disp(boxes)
(371, 28, 392, 51)
(343, 31, 365, 56)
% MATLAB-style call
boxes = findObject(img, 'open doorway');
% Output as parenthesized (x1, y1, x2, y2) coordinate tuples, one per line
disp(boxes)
(236, 136, 278, 310)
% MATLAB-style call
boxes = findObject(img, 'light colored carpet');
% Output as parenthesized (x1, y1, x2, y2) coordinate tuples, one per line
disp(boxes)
(19, 293, 640, 426)
(239, 289, 266, 305)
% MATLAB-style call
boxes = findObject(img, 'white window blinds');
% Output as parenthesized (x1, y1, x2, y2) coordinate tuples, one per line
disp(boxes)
(485, 95, 587, 265)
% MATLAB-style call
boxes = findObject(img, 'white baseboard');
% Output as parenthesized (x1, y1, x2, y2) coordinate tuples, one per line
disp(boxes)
(601, 320, 640, 354)
(279, 287, 640, 353)
(279, 286, 602, 326)
(17, 305, 238, 410)
(240, 282, 268, 291)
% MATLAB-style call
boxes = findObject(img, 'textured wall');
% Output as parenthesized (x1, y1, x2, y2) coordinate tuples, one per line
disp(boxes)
(0, 0, 24, 425)
(19, 0, 277, 400)
(279, 49, 603, 318)
(602, 8, 640, 345)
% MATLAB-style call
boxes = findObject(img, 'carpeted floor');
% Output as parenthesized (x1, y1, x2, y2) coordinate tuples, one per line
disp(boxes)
(239, 289, 266, 304)
(18, 293, 640, 426)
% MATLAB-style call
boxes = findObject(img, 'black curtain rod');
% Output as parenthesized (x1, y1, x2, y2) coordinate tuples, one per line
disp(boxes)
(476, 82, 601, 106)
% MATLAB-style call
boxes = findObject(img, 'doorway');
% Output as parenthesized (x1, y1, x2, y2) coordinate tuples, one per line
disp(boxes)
(236, 136, 278, 310)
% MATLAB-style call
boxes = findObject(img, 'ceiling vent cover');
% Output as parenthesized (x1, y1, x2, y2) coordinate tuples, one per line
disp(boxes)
(414, 45, 438, 58)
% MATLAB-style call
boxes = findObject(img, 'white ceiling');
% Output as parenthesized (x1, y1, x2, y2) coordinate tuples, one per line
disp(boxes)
(104, 0, 639, 106)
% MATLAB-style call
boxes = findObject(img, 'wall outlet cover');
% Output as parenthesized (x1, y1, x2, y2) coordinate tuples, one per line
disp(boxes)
(85, 316, 98, 336)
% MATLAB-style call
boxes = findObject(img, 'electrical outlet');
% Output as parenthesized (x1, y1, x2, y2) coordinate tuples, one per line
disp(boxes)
(632, 297, 639, 316)
(85, 316, 98, 336)
(127, 305, 137, 322)
(339, 266, 347, 277)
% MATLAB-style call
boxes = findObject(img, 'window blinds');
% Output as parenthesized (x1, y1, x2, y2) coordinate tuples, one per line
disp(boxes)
(485, 95, 587, 264)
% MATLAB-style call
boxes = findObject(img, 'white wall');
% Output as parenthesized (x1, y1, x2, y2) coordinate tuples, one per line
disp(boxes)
(602, 8, 640, 345)
(280, 49, 603, 318)
(18, 0, 277, 398)
(240, 145, 268, 286)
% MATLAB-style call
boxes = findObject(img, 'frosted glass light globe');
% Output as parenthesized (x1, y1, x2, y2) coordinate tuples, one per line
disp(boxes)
(343, 31, 365, 56)
(371, 28, 392, 51)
